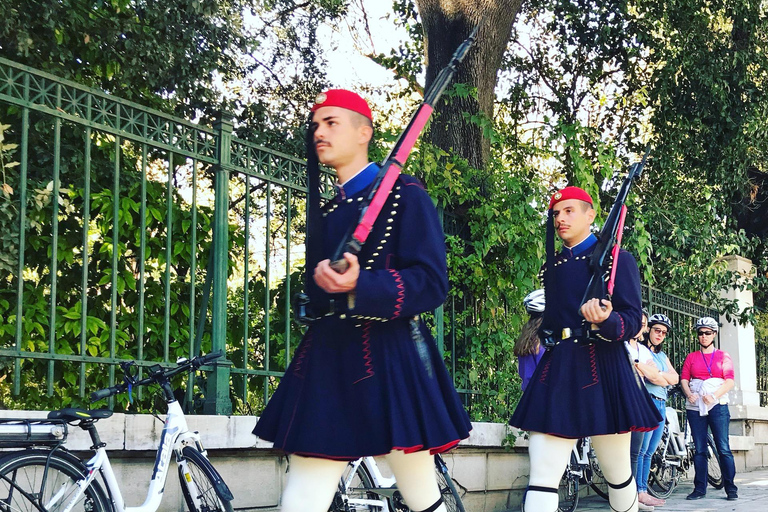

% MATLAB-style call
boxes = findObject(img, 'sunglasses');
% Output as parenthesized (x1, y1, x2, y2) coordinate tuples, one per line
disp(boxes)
(650, 327, 668, 336)
(697, 330, 716, 337)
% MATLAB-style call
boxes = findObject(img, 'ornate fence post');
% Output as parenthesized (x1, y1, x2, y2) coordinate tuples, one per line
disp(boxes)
(204, 111, 235, 415)
(719, 255, 760, 407)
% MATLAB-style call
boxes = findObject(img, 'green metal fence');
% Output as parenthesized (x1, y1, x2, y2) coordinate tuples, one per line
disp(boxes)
(642, 286, 721, 373)
(0, 57, 338, 414)
(757, 336, 768, 406)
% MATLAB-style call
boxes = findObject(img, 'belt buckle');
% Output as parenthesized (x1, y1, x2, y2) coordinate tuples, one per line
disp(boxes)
(561, 327, 572, 339)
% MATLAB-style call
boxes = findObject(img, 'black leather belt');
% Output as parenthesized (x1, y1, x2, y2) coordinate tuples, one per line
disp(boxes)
(559, 327, 584, 339)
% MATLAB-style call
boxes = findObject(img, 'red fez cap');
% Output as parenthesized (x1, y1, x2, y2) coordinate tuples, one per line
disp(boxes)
(548, 186, 593, 209)
(311, 89, 372, 121)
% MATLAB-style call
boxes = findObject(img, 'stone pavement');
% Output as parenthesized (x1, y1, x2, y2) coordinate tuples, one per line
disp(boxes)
(573, 467, 768, 511)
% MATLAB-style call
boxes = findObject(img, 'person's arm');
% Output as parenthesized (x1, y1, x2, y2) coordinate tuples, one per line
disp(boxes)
(638, 359, 666, 386)
(702, 351, 735, 405)
(681, 378, 700, 405)
(702, 379, 735, 405)
(681, 355, 699, 404)
(661, 355, 680, 385)
(581, 250, 642, 342)
(350, 179, 449, 319)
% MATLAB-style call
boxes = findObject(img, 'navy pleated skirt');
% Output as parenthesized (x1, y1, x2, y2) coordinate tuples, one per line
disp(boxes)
(253, 317, 472, 459)
(510, 336, 662, 438)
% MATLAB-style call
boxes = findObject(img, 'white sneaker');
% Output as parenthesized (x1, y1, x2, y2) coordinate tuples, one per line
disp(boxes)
(638, 502, 654, 511)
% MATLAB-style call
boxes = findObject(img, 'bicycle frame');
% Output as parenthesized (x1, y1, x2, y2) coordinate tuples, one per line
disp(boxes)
(340, 457, 396, 510)
(59, 400, 203, 512)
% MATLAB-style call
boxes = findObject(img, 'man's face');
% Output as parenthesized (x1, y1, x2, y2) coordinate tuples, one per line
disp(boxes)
(552, 199, 596, 246)
(311, 106, 370, 170)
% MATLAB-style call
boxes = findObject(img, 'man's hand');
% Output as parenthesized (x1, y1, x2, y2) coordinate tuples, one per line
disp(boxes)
(314, 253, 360, 293)
(687, 392, 700, 405)
(581, 298, 613, 325)
(702, 394, 717, 406)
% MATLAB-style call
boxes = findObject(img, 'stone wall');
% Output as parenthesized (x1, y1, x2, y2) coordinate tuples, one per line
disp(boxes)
(3, 412, 767, 512)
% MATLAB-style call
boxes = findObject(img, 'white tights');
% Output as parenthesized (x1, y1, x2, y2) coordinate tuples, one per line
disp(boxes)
(524, 432, 637, 512)
(280, 450, 446, 512)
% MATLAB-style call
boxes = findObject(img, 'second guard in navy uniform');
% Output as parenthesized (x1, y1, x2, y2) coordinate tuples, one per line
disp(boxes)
(510, 186, 662, 512)
(252, 89, 471, 512)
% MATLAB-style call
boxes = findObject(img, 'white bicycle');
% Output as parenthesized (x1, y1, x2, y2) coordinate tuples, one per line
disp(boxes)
(329, 453, 465, 512)
(0, 352, 232, 512)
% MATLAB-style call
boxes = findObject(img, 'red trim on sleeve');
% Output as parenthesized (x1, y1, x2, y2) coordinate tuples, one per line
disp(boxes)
(388, 269, 405, 319)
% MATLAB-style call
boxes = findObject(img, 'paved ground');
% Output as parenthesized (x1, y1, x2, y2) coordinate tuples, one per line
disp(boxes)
(573, 467, 768, 511)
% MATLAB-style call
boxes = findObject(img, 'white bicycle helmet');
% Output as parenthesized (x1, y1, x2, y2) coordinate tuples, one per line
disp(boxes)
(648, 313, 672, 330)
(523, 289, 545, 314)
(695, 317, 719, 332)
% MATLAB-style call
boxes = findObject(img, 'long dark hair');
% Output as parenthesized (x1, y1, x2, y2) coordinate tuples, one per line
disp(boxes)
(640, 313, 664, 353)
(514, 314, 543, 357)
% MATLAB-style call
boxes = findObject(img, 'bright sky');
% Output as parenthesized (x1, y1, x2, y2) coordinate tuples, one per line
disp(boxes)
(316, 3, 413, 96)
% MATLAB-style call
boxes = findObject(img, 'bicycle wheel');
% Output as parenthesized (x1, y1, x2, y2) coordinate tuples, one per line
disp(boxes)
(178, 447, 234, 512)
(557, 454, 579, 512)
(587, 447, 609, 500)
(706, 434, 724, 489)
(648, 456, 677, 498)
(0, 450, 111, 512)
(434, 455, 465, 512)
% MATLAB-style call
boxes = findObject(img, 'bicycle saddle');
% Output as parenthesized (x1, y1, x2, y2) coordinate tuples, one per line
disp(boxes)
(48, 408, 114, 422)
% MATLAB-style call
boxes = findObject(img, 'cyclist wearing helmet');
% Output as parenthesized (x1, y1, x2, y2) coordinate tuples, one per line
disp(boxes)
(681, 317, 738, 500)
(634, 313, 680, 508)
(625, 311, 656, 511)
(515, 289, 546, 391)
(511, 186, 661, 512)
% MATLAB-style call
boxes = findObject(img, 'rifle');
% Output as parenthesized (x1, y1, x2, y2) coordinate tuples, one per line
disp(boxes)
(579, 147, 650, 310)
(328, 23, 480, 273)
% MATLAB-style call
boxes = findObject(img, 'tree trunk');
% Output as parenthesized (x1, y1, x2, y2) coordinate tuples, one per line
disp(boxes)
(416, 0, 523, 169)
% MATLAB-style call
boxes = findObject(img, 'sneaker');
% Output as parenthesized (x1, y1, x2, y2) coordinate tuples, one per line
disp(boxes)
(686, 490, 706, 500)
(638, 502, 655, 511)
(727, 492, 738, 501)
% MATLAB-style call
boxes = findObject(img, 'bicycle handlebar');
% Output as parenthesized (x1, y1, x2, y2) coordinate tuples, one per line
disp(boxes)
(89, 351, 224, 403)
(90, 386, 124, 402)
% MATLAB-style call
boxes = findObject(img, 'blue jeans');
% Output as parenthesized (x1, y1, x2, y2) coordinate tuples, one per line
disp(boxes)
(687, 404, 738, 495)
(636, 398, 666, 492)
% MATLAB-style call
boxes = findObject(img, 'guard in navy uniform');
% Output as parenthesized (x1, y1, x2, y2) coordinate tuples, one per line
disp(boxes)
(510, 186, 662, 512)
(253, 89, 471, 512)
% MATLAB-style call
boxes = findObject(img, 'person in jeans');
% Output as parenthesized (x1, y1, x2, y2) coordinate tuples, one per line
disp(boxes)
(680, 316, 738, 501)
(625, 310, 657, 511)
(636, 314, 679, 508)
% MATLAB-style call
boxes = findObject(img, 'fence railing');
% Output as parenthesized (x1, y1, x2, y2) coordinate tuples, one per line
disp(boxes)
(757, 337, 768, 407)
(0, 57, 337, 414)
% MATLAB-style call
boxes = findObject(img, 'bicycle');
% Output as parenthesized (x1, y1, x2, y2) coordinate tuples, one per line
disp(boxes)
(647, 389, 723, 499)
(521, 437, 609, 512)
(0, 352, 233, 512)
(330, 453, 465, 512)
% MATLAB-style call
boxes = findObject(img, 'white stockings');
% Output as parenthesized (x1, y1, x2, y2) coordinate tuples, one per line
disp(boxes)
(524, 432, 638, 512)
(280, 450, 446, 512)
(591, 434, 638, 512)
